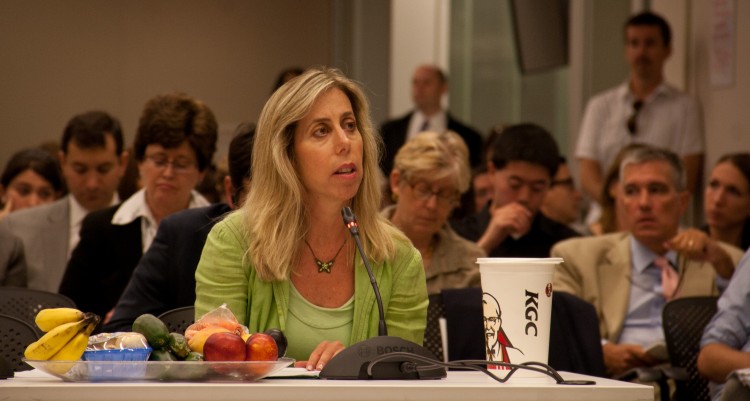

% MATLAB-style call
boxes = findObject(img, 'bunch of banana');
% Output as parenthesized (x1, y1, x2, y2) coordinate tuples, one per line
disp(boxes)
(24, 308, 100, 362)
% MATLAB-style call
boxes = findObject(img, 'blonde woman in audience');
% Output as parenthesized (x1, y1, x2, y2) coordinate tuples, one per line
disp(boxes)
(703, 153, 750, 250)
(385, 131, 485, 295)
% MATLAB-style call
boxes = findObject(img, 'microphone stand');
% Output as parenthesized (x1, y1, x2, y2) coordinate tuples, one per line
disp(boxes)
(317, 207, 446, 380)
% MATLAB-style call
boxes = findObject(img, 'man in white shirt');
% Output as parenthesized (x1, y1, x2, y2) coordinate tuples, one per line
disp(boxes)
(576, 11, 704, 224)
(0, 111, 127, 292)
(380, 64, 483, 175)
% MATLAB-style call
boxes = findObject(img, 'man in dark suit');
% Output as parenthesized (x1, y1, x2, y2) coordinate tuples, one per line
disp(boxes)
(105, 123, 255, 331)
(379, 65, 483, 175)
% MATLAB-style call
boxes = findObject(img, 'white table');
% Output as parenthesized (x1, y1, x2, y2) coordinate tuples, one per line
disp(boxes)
(0, 369, 653, 401)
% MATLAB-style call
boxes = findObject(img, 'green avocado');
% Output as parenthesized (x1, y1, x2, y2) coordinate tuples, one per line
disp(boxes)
(132, 314, 170, 350)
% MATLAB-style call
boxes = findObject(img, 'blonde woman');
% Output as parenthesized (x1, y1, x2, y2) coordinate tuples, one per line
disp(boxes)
(385, 131, 485, 295)
(195, 68, 427, 370)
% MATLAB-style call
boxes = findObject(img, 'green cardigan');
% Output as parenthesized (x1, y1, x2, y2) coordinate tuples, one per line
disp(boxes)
(195, 211, 428, 348)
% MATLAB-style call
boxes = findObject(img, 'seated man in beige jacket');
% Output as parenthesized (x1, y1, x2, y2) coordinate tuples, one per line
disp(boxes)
(552, 146, 742, 376)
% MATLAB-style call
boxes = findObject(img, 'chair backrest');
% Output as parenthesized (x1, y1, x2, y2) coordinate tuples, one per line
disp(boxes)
(548, 291, 607, 377)
(158, 306, 195, 335)
(424, 294, 446, 361)
(662, 296, 719, 401)
(0, 313, 40, 373)
(0, 288, 76, 335)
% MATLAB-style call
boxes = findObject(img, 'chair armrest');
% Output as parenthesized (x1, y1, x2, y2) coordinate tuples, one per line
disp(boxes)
(660, 366, 689, 381)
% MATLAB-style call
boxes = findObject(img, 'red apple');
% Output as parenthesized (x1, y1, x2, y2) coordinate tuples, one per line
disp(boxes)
(245, 333, 279, 361)
(203, 332, 247, 361)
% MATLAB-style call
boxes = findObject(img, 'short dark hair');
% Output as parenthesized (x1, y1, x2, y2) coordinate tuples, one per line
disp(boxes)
(625, 11, 672, 46)
(1, 148, 63, 192)
(134, 92, 218, 172)
(490, 123, 560, 179)
(61, 111, 124, 155)
(228, 122, 256, 196)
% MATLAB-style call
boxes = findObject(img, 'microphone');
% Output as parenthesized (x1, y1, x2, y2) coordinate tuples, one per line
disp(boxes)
(341, 207, 387, 336)
(317, 207, 446, 380)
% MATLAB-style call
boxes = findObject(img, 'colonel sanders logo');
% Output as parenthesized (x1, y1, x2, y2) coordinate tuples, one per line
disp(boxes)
(483, 292, 523, 370)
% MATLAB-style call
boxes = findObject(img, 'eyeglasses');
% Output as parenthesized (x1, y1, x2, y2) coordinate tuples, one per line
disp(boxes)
(144, 155, 197, 174)
(408, 181, 459, 207)
(626, 100, 644, 136)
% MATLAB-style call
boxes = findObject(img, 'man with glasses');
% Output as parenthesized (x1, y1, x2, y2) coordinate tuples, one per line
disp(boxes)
(541, 157, 584, 233)
(0, 111, 128, 292)
(575, 11, 704, 227)
(59, 92, 217, 320)
(552, 147, 740, 377)
(452, 123, 579, 257)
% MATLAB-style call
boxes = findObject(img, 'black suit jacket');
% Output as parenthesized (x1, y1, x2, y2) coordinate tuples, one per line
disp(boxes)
(379, 112, 484, 175)
(59, 204, 142, 318)
(105, 203, 231, 331)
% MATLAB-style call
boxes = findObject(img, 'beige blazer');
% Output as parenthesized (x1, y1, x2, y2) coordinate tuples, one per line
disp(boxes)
(551, 232, 743, 343)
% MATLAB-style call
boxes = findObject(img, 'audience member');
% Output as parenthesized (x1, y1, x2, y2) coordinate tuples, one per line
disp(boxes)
(589, 143, 649, 236)
(703, 153, 750, 251)
(552, 146, 742, 376)
(60, 92, 218, 320)
(384, 130, 485, 295)
(576, 11, 704, 225)
(0, 148, 64, 219)
(272, 66, 305, 93)
(697, 248, 750, 401)
(541, 156, 583, 232)
(105, 123, 255, 332)
(451, 123, 579, 257)
(0, 111, 127, 292)
(379, 64, 483, 175)
(0, 224, 27, 287)
(117, 147, 141, 201)
(195, 68, 427, 370)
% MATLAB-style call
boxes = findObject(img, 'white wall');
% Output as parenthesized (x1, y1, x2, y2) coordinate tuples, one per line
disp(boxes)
(389, 0, 450, 117)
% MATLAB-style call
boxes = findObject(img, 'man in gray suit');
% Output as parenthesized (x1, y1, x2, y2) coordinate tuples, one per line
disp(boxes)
(0, 111, 127, 292)
(552, 146, 742, 376)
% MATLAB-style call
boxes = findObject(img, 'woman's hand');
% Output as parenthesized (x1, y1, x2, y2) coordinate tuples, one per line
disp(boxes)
(293, 340, 346, 371)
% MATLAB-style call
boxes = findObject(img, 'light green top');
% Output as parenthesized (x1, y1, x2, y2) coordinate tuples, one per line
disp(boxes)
(285, 283, 354, 361)
(194, 210, 428, 361)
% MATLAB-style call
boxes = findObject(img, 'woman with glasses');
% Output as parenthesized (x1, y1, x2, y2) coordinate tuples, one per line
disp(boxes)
(0, 148, 64, 220)
(384, 131, 485, 295)
(60, 92, 217, 321)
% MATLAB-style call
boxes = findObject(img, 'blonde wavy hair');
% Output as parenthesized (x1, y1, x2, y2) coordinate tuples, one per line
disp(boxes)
(392, 130, 471, 194)
(245, 67, 404, 281)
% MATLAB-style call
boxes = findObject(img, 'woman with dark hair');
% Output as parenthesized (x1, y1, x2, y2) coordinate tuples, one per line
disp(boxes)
(0, 148, 63, 220)
(703, 153, 750, 250)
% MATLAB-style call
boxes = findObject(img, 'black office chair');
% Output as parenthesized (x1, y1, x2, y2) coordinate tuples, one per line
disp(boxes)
(0, 313, 40, 374)
(158, 306, 195, 335)
(548, 291, 607, 377)
(0, 287, 76, 336)
(423, 288, 486, 364)
(662, 296, 719, 401)
(424, 294, 446, 361)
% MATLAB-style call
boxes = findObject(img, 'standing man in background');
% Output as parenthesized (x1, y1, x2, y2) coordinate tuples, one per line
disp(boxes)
(575, 11, 704, 225)
(380, 64, 483, 175)
(0, 111, 127, 292)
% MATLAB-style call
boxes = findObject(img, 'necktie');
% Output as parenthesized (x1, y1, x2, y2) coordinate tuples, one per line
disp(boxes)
(653, 256, 679, 301)
(420, 119, 430, 132)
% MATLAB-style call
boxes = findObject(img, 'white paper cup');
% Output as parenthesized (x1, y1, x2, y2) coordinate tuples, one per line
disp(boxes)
(477, 257, 560, 379)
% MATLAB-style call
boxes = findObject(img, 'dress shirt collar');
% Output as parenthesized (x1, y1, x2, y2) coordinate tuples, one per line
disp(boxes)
(111, 188, 209, 227)
(69, 192, 120, 228)
(629, 234, 677, 273)
(620, 81, 674, 103)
